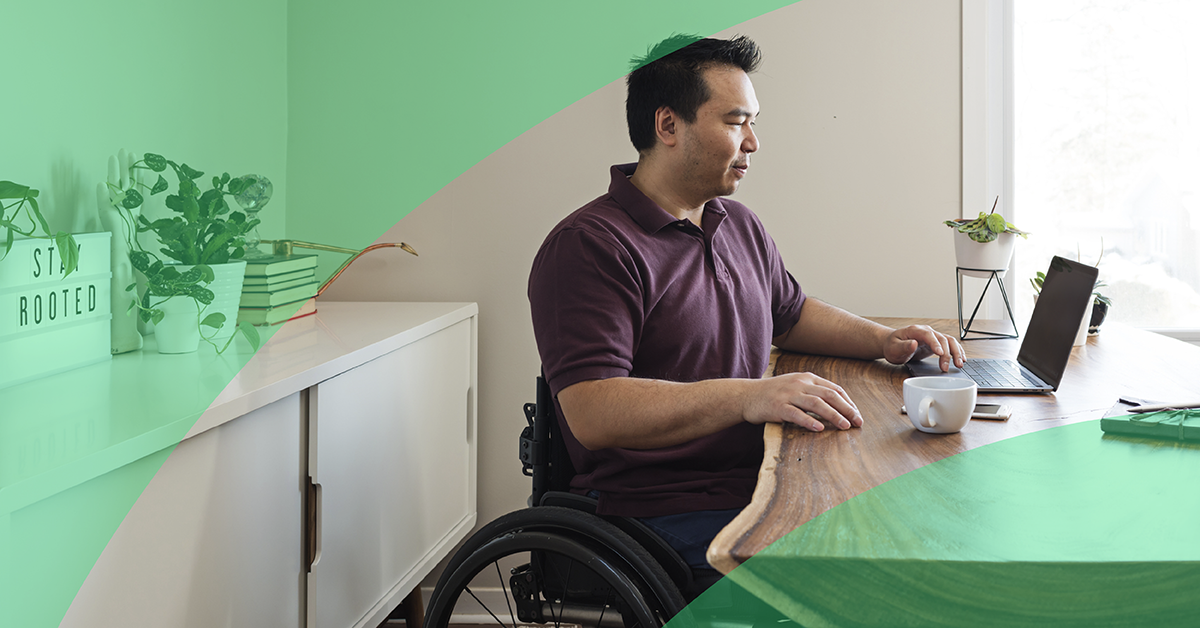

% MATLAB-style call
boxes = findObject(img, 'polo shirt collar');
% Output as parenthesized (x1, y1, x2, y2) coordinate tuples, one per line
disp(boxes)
(609, 163, 728, 234)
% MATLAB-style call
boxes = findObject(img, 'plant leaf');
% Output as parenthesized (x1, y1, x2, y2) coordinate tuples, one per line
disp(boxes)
(201, 312, 226, 328)
(227, 176, 252, 196)
(198, 264, 215, 283)
(144, 153, 167, 172)
(130, 251, 151, 273)
(122, 188, 144, 210)
(986, 213, 1007, 234)
(0, 181, 32, 200)
(151, 310, 165, 326)
(2, 226, 13, 260)
(151, 174, 169, 195)
(190, 285, 215, 305)
(56, 232, 79, 277)
(239, 321, 261, 350)
(180, 163, 204, 181)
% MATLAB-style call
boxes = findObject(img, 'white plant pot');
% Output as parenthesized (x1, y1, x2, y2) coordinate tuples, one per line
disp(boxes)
(1073, 298, 1094, 347)
(145, 260, 247, 353)
(202, 260, 248, 341)
(954, 231, 1016, 278)
(151, 295, 202, 354)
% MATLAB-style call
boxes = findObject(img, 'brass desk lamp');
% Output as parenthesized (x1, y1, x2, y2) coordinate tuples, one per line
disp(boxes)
(260, 239, 418, 298)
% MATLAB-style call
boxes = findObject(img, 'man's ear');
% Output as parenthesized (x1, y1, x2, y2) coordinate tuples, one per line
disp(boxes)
(654, 106, 680, 148)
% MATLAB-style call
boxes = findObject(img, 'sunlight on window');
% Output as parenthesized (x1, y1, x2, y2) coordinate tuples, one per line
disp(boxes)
(1013, 0, 1200, 329)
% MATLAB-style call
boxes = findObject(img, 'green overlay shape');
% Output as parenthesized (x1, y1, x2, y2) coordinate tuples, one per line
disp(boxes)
(690, 420, 1200, 628)
(2, 2, 794, 626)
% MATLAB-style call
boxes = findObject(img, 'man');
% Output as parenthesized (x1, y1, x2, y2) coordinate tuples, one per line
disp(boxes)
(528, 34, 963, 596)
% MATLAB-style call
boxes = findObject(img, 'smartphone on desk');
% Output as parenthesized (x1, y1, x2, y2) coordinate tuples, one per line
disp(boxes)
(900, 403, 1012, 421)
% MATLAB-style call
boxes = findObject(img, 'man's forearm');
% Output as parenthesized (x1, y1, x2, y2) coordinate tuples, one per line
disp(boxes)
(557, 377, 753, 451)
(557, 366, 863, 451)
(773, 298, 891, 359)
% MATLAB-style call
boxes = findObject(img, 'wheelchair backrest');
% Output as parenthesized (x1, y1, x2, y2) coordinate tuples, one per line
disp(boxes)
(520, 374, 578, 505)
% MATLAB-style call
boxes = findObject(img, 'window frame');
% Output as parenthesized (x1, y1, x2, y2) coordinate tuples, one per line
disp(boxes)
(963, 0, 1200, 341)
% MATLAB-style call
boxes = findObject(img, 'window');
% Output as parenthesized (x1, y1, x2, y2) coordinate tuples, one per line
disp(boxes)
(1010, 1, 1200, 332)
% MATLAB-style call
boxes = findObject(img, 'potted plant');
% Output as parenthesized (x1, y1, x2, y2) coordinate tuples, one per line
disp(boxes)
(944, 197, 1029, 278)
(1, 180, 80, 276)
(108, 153, 260, 354)
(1031, 268, 1113, 336)
(1089, 282, 1112, 333)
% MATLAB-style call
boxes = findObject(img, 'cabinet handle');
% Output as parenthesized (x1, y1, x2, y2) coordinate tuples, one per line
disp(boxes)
(307, 479, 323, 571)
(466, 386, 475, 442)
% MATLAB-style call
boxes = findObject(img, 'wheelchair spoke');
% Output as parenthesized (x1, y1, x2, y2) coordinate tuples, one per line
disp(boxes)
(555, 557, 574, 628)
(465, 586, 510, 628)
(495, 561, 517, 627)
(596, 587, 612, 628)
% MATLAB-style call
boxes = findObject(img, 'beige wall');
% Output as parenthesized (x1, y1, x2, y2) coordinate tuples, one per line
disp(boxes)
(320, 0, 962, 563)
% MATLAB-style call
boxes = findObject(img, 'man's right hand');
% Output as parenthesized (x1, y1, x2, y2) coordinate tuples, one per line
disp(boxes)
(742, 372, 862, 432)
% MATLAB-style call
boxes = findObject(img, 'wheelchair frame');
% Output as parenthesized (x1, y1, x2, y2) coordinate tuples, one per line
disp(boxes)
(422, 375, 692, 627)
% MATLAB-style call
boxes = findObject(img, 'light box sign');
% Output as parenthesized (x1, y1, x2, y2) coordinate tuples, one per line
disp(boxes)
(0, 232, 112, 390)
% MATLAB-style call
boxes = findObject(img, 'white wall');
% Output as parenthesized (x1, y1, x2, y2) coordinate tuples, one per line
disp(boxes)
(320, 0, 962, 573)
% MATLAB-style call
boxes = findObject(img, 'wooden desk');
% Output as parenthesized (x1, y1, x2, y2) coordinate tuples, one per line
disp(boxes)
(708, 319, 1200, 627)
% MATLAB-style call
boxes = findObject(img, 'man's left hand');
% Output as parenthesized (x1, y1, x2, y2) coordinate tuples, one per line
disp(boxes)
(883, 325, 965, 373)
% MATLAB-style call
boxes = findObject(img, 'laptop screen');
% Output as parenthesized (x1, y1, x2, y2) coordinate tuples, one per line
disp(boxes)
(1017, 256, 1099, 388)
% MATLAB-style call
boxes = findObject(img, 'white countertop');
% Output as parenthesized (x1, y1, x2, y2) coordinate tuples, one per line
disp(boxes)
(0, 302, 478, 515)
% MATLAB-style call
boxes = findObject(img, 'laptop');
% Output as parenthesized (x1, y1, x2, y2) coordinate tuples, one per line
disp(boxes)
(907, 256, 1099, 392)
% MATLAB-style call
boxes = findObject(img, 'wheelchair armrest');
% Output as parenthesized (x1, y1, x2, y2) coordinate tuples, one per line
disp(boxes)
(538, 491, 598, 513)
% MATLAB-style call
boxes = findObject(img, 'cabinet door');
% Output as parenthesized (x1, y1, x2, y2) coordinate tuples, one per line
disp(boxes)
(309, 318, 475, 628)
(59, 393, 305, 628)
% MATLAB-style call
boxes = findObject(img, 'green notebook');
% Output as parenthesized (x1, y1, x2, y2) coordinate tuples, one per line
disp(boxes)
(242, 268, 315, 287)
(242, 274, 315, 293)
(238, 281, 320, 308)
(1100, 403, 1200, 442)
(243, 254, 318, 277)
(238, 298, 316, 326)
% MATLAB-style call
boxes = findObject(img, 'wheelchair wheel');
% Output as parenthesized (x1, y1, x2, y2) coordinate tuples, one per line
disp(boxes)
(425, 507, 686, 628)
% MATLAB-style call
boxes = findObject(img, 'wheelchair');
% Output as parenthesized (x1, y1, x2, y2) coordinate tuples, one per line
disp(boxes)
(423, 375, 696, 627)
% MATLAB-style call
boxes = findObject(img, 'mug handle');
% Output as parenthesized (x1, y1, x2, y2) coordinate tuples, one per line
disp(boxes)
(919, 396, 937, 428)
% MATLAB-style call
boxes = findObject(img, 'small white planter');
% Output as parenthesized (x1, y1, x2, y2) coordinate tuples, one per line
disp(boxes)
(147, 260, 247, 353)
(1073, 298, 1094, 347)
(954, 231, 1016, 278)
(151, 295, 202, 354)
(203, 260, 248, 341)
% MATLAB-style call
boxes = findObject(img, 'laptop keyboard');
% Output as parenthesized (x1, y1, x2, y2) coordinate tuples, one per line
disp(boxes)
(961, 359, 1044, 389)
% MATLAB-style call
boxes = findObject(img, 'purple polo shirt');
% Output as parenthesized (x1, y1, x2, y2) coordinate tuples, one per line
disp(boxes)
(528, 163, 806, 517)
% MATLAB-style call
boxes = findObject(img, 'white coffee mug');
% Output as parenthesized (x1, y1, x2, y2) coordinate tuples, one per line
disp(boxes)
(903, 377, 978, 434)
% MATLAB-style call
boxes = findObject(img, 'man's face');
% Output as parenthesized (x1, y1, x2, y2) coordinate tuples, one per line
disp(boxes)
(675, 66, 760, 201)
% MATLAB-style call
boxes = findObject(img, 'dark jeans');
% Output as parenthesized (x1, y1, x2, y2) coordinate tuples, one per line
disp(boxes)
(586, 491, 740, 600)
(636, 508, 741, 600)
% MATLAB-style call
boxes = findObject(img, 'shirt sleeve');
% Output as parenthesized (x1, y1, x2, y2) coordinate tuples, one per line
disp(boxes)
(765, 230, 806, 338)
(528, 225, 644, 397)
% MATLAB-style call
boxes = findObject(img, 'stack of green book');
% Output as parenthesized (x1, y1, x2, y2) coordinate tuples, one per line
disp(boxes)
(237, 254, 321, 325)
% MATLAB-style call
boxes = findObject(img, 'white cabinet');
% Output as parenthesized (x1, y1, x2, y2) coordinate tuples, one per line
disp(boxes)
(60, 393, 305, 628)
(56, 303, 478, 628)
(309, 317, 476, 628)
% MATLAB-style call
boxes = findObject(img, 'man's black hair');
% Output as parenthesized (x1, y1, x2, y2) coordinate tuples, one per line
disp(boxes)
(625, 34, 762, 153)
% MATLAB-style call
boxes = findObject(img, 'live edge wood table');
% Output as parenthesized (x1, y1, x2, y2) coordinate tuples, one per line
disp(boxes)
(708, 318, 1200, 628)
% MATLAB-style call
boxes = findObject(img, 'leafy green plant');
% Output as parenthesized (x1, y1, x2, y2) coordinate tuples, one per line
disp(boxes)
(945, 197, 1029, 243)
(1030, 272, 1112, 307)
(108, 153, 259, 265)
(1, 180, 80, 277)
(107, 152, 262, 353)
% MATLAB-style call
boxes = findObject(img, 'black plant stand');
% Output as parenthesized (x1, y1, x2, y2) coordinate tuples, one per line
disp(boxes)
(956, 267, 1019, 340)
